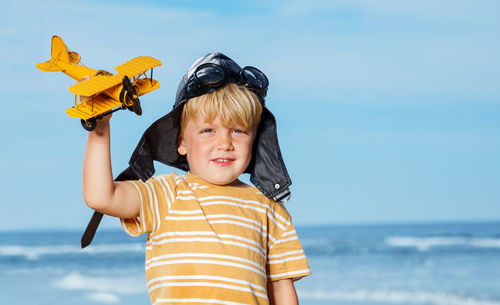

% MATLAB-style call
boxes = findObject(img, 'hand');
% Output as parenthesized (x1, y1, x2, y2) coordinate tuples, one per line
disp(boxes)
(91, 112, 112, 135)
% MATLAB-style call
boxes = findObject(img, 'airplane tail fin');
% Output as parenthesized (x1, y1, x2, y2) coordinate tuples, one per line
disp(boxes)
(36, 35, 81, 72)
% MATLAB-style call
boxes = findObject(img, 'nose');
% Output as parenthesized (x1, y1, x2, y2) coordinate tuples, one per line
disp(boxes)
(217, 131, 234, 151)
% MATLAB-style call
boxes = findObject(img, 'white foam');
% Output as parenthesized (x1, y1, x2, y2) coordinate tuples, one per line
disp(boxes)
(298, 289, 500, 305)
(55, 271, 145, 294)
(385, 236, 500, 251)
(0, 243, 144, 260)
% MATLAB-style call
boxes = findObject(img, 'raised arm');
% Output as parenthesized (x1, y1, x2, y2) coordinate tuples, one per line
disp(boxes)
(82, 116, 140, 218)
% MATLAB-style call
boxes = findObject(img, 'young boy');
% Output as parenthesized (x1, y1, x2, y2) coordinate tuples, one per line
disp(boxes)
(82, 53, 310, 305)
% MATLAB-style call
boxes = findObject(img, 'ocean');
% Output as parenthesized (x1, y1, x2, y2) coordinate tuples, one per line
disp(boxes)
(1, 222, 499, 305)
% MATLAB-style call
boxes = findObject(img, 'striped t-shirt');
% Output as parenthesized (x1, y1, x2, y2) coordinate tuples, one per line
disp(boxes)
(121, 172, 310, 305)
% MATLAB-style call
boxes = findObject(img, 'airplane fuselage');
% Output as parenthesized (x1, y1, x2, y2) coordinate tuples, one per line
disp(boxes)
(63, 64, 97, 82)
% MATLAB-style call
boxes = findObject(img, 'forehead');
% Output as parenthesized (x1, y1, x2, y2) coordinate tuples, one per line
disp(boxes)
(185, 114, 243, 128)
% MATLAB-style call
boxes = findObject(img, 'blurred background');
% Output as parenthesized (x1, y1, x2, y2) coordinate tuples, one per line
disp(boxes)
(1, 1, 499, 304)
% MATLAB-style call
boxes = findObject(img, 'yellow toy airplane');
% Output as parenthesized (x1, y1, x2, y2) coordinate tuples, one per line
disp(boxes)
(37, 35, 162, 131)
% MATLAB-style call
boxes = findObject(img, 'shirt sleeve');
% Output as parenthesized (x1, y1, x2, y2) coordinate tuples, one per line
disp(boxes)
(120, 175, 175, 237)
(267, 202, 311, 282)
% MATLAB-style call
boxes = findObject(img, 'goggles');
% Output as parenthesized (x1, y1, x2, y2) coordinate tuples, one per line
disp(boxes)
(185, 63, 269, 101)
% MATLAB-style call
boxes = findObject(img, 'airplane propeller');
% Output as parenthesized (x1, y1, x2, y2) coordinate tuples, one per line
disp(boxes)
(120, 75, 142, 116)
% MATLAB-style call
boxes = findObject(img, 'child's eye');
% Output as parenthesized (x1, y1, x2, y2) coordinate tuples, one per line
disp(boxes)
(202, 128, 213, 133)
(233, 129, 246, 134)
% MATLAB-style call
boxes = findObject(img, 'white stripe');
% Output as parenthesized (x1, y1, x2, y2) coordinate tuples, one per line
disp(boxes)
(267, 208, 291, 227)
(163, 215, 270, 240)
(200, 201, 266, 216)
(149, 178, 162, 233)
(176, 195, 197, 201)
(145, 252, 265, 272)
(197, 196, 291, 227)
(177, 189, 194, 195)
(145, 259, 266, 277)
(217, 234, 266, 252)
(150, 237, 265, 258)
(169, 209, 204, 215)
(164, 215, 207, 221)
(274, 236, 298, 244)
(268, 269, 311, 279)
(147, 275, 266, 293)
(264, 210, 288, 231)
(197, 195, 266, 207)
(208, 213, 265, 228)
(164, 214, 266, 228)
(267, 250, 304, 259)
(151, 231, 266, 254)
(174, 175, 185, 185)
(142, 180, 156, 233)
(200, 200, 287, 231)
(164, 175, 176, 205)
(148, 281, 267, 299)
(267, 255, 307, 264)
(151, 230, 215, 240)
(156, 175, 173, 211)
(208, 220, 266, 238)
(155, 298, 250, 305)
(120, 217, 141, 237)
(282, 229, 296, 237)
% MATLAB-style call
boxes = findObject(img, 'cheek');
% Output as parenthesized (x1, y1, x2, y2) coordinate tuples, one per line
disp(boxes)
(241, 140, 255, 159)
(187, 140, 209, 158)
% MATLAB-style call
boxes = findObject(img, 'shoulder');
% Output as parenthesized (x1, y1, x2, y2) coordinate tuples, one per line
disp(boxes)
(127, 172, 181, 193)
(254, 191, 292, 224)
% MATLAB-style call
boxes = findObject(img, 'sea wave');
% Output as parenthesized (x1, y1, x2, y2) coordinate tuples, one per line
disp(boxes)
(0, 243, 144, 260)
(55, 271, 145, 294)
(297, 289, 500, 305)
(54, 272, 145, 304)
(386, 236, 500, 251)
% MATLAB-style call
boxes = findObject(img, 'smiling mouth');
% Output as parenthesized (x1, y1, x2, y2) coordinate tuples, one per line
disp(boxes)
(212, 158, 234, 167)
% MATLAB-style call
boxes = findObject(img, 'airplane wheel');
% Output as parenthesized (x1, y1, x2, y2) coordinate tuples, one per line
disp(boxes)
(81, 118, 97, 131)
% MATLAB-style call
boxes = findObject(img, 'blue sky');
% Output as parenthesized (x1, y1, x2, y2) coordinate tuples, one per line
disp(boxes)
(1, 0, 499, 230)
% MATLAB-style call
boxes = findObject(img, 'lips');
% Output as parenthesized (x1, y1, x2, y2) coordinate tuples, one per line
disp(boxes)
(211, 158, 234, 167)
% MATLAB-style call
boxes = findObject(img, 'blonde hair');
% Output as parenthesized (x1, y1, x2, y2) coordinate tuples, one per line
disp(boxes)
(180, 83, 262, 134)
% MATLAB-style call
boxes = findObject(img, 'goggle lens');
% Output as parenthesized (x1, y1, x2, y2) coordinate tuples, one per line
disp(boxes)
(241, 66, 269, 89)
(187, 63, 268, 100)
(195, 64, 225, 85)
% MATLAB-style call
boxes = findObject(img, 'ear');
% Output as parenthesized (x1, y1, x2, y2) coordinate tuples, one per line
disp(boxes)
(177, 135, 187, 155)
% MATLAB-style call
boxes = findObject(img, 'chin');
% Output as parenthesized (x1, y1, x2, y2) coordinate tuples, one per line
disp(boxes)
(210, 177, 238, 185)
(205, 174, 240, 186)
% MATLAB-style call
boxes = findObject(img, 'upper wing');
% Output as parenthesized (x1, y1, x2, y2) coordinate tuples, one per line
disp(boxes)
(115, 56, 162, 78)
(69, 74, 122, 96)
(68, 56, 161, 96)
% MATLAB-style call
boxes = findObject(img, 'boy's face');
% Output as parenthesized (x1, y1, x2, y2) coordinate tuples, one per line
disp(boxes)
(178, 115, 256, 185)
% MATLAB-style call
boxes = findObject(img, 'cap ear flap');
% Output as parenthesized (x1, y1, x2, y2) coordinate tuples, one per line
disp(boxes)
(248, 107, 292, 201)
(128, 106, 189, 181)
